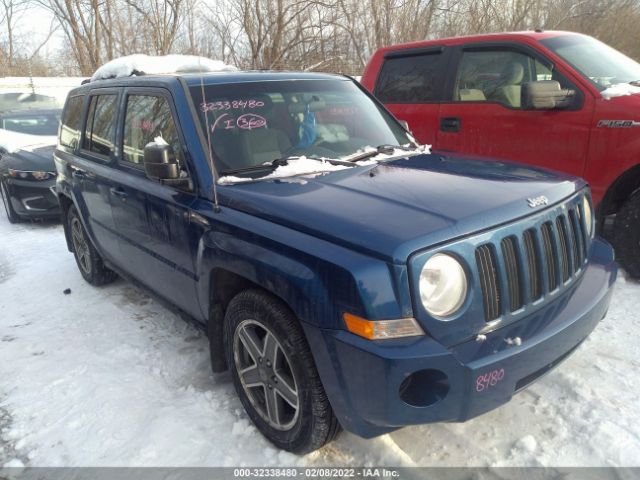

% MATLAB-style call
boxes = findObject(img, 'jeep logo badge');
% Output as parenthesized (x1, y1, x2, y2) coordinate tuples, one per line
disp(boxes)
(527, 196, 549, 208)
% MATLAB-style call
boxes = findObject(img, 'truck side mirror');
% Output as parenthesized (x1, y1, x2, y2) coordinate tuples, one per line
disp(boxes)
(522, 80, 575, 110)
(143, 142, 180, 181)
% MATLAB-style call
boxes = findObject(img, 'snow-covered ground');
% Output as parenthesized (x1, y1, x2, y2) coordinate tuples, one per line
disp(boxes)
(0, 217, 639, 467)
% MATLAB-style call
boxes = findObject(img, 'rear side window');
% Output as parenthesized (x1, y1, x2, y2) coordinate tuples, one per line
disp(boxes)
(84, 94, 118, 157)
(59, 96, 84, 148)
(375, 52, 446, 103)
(122, 95, 185, 167)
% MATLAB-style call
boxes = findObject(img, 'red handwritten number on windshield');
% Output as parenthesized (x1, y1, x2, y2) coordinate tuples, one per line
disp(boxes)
(210, 113, 267, 133)
(475, 368, 505, 392)
(200, 99, 265, 113)
(237, 114, 266, 130)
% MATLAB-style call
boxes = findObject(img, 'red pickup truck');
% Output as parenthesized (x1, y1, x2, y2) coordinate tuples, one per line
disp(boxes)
(362, 31, 640, 277)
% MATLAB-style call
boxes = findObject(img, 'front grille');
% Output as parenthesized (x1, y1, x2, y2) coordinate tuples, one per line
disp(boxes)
(501, 236, 522, 312)
(475, 199, 589, 322)
(475, 244, 501, 321)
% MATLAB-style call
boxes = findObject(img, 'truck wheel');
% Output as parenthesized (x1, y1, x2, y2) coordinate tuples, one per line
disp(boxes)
(224, 290, 341, 453)
(0, 179, 20, 224)
(67, 205, 118, 286)
(613, 190, 640, 278)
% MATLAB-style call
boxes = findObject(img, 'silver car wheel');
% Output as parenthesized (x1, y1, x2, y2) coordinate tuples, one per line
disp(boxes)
(70, 216, 91, 275)
(233, 319, 300, 431)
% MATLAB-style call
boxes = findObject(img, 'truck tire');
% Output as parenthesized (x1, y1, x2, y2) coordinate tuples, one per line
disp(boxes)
(0, 179, 20, 224)
(224, 290, 341, 453)
(67, 205, 118, 286)
(613, 190, 640, 279)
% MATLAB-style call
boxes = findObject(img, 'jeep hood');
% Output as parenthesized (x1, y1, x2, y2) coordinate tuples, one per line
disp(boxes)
(220, 153, 585, 263)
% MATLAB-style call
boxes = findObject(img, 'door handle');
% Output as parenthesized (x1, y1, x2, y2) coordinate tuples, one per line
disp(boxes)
(440, 117, 461, 133)
(110, 187, 128, 199)
(71, 169, 86, 179)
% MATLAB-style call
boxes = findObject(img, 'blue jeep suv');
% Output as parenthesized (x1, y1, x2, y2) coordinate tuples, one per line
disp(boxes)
(54, 69, 616, 453)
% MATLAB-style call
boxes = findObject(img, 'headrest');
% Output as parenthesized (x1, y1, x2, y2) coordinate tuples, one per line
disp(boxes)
(502, 63, 524, 85)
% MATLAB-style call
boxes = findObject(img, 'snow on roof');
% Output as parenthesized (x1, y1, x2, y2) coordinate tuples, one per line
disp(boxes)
(601, 83, 640, 100)
(90, 54, 237, 82)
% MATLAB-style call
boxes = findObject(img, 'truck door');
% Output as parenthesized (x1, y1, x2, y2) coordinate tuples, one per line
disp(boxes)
(436, 44, 594, 177)
(373, 47, 450, 146)
(109, 89, 201, 318)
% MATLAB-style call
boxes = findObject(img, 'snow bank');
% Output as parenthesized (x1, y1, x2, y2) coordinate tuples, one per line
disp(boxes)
(600, 83, 640, 100)
(91, 55, 237, 82)
(0, 216, 639, 467)
(0, 77, 83, 105)
(0, 129, 56, 153)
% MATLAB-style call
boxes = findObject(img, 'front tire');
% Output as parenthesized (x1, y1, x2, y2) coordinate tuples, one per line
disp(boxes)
(67, 205, 118, 286)
(613, 190, 640, 279)
(224, 290, 341, 453)
(0, 179, 20, 224)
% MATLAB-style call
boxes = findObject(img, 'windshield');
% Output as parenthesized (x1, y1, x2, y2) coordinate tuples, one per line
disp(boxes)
(540, 34, 640, 91)
(189, 79, 410, 174)
(1, 112, 61, 136)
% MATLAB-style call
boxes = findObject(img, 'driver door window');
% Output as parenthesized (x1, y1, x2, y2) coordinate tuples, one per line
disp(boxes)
(455, 50, 536, 108)
(122, 94, 187, 175)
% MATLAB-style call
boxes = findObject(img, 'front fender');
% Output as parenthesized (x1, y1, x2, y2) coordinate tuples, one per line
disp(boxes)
(193, 203, 414, 329)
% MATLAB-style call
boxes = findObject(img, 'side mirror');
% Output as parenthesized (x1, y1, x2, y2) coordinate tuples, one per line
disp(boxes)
(522, 80, 575, 110)
(143, 142, 180, 180)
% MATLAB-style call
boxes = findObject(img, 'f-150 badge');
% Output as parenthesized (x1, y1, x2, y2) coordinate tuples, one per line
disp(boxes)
(597, 120, 640, 128)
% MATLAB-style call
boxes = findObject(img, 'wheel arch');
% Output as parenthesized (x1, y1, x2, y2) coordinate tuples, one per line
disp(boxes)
(599, 163, 640, 219)
(57, 193, 75, 252)
(205, 266, 313, 373)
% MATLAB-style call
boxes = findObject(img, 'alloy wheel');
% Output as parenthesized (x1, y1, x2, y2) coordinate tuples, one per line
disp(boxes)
(70, 216, 92, 275)
(233, 319, 300, 431)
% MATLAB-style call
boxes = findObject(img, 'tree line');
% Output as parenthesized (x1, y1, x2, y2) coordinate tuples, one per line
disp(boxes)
(2, 0, 640, 77)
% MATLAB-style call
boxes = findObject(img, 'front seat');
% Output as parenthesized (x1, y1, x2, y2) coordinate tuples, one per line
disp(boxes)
(493, 63, 525, 108)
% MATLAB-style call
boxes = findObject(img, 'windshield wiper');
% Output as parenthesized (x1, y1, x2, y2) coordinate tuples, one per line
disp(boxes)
(220, 155, 352, 177)
(343, 144, 419, 163)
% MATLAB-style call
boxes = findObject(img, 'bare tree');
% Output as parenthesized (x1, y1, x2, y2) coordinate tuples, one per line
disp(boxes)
(6, 0, 640, 76)
(1, 0, 25, 71)
(124, 0, 183, 55)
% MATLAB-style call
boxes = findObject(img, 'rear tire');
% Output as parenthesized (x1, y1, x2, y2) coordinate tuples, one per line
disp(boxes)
(613, 190, 640, 279)
(67, 205, 118, 286)
(0, 179, 20, 224)
(224, 290, 341, 453)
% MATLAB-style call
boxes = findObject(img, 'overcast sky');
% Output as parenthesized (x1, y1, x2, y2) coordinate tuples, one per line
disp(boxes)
(13, 4, 64, 57)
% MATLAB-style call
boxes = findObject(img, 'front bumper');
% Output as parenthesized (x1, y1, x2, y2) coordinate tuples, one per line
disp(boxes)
(4, 177, 60, 218)
(303, 237, 616, 438)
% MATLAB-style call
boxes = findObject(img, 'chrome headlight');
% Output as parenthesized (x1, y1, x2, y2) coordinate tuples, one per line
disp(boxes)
(582, 195, 593, 237)
(419, 253, 468, 318)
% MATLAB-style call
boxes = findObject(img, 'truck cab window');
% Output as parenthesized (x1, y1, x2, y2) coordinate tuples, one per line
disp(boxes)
(375, 52, 446, 103)
(455, 50, 536, 108)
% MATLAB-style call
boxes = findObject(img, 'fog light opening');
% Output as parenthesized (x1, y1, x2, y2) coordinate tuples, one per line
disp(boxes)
(399, 369, 449, 407)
